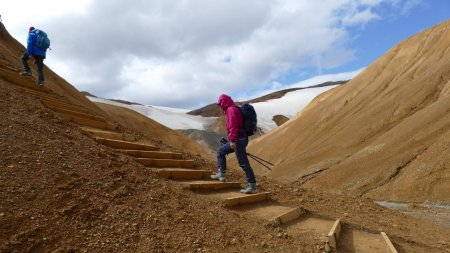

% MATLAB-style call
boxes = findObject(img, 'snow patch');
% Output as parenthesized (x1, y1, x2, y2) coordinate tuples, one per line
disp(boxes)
(88, 97, 216, 130)
(87, 84, 336, 133)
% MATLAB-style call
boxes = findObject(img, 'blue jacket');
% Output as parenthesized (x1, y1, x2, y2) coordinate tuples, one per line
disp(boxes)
(26, 29, 47, 58)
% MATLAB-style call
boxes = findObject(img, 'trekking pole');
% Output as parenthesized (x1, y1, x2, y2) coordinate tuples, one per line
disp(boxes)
(247, 153, 274, 166)
(219, 137, 273, 170)
(247, 153, 273, 171)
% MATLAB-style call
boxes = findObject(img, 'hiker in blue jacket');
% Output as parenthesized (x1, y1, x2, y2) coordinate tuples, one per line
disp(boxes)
(20, 26, 47, 85)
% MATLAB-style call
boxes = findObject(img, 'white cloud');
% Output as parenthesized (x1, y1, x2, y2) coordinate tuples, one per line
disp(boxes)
(1, 0, 418, 108)
(400, 0, 423, 15)
(1, 0, 92, 35)
(385, 0, 423, 15)
(341, 8, 381, 26)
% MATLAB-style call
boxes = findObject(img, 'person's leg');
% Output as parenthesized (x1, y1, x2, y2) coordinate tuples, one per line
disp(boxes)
(212, 141, 233, 181)
(34, 55, 45, 84)
(20, 53, 31, 75)
(234, 138, 257, 193)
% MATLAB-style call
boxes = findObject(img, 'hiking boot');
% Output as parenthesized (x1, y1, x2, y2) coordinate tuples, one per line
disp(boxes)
(19, 71, 32, 76)
(37, 81, 44, 86)
(211, 172, 226, 182)
(240, 183, 258, 194)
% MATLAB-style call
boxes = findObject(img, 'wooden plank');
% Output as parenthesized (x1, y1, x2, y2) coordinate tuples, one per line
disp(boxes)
(22, 88, 67, 101)
(52, 107, 106, 122)
(81, 127, 137, 142)
(187, 182, 241, 190)
(42, 99, 91, 114)
(136, 158, 194, 168)
(381, 232, 399, 253)
(59, 114, 116, 130)
(225, 192, 271, 207)
(269, 207, 305, 226)
(327, 219, 342, 249)
(157, 169, 211, 180)
(123, 150, 183, 159)
(40, 96, 78, 106)
(0, 68, 42, 91)
(95, 138, 158, 151)
(81, 127, 126, 140)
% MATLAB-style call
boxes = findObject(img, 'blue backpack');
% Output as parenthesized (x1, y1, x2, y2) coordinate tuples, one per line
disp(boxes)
(238, 103, 258, 136)
(34, 29, 50, 50)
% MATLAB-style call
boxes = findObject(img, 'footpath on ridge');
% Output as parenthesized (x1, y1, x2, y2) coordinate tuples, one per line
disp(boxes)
(1, 63, 447, 253)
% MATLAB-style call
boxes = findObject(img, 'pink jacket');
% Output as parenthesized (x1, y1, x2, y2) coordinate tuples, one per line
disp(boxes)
(217, 94, 243, 142)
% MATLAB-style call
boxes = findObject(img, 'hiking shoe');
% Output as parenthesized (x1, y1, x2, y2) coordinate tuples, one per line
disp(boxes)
(240, 183, 258, 194)
(211, 172, 226, 182)
(37, 81, 44, 86)
(19, 71, 32, 76)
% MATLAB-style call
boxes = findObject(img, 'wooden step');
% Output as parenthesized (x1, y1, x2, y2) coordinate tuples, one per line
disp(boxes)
(81, 127, 137, 141)
(0, 66, 43, 91)
(41, 99, 91, 114)
(225, 192, 271, 207)
(236, 204, 300, 225)
(52, 107, 106, 122)
(136, 158, 194, 168)
(157, 169, 211, 180)
(59, 114, 117, 130)
(381, 232, 398, 253)
(0, 65, 20, 74)
(339, 229, 388, 253)
(327, 219, 342, 249)
(22, 88, 66, 101)
(41, 96, 88, 110)
(269, 207, 306, 226)
(95, 138, 158, 151)
(121, 150, 182, 159)
(183, 181, 241, 190)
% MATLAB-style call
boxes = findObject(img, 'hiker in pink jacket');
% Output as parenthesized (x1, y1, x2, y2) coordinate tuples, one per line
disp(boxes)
(211, 94, 258, 194)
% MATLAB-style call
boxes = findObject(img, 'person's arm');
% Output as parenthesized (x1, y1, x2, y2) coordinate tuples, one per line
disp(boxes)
(227, 107, 240, 148)
(26, 33, 34, 56)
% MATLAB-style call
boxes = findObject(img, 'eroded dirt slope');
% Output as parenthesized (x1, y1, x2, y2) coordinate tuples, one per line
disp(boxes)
(247, 19, 450, 203)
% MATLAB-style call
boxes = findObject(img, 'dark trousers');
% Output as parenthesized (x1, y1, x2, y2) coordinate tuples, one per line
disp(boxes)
(21, 53, 45, 83)
(217, 138, 256, 184)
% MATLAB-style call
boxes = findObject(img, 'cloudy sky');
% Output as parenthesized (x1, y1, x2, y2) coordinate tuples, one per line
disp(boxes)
(1, 0, 449, 108)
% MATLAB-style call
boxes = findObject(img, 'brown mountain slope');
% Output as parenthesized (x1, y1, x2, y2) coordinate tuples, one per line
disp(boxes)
(247, 19, 450, 203)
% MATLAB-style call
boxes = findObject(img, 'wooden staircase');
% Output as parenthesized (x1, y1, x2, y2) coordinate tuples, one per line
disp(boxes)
(0, 64, 200, 177)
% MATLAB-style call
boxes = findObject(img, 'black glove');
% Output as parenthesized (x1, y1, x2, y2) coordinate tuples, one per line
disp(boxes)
(220, 137, 229, 145)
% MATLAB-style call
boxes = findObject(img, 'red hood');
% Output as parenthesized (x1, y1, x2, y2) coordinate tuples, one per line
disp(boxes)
(217, 94, 235, 111)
